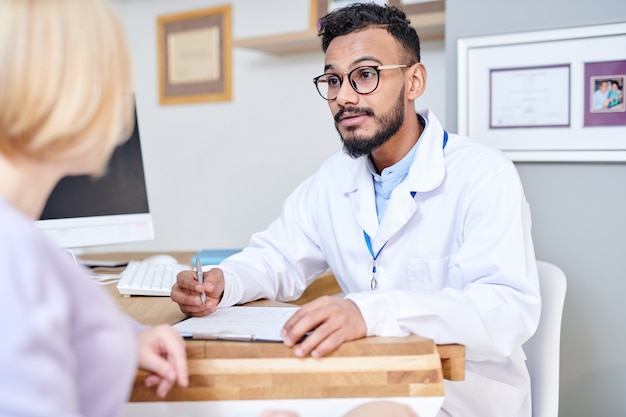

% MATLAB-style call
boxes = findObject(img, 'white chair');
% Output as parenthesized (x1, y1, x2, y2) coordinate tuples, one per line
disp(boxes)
(523, 260, 567, 417)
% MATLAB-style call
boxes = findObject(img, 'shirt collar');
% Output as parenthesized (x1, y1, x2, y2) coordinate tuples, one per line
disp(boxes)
(347, 109, 447, 194)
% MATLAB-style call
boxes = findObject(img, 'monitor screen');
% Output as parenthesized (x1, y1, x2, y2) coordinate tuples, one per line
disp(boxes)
(36, 106, 154, 249)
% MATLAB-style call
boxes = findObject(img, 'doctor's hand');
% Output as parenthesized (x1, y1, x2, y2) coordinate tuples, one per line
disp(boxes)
(281, 296, 367, 358)
(170, 267, 225, 316)
(136, 324, 189, 398)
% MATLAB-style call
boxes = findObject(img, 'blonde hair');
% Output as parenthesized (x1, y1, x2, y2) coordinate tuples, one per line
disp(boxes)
(0, 0, 133, 173)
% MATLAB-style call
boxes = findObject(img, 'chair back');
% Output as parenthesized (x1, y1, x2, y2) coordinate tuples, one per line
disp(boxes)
(523, 260, 567, 417)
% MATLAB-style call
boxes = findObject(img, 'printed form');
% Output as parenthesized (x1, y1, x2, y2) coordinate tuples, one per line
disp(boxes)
(173, 306, 299, 342)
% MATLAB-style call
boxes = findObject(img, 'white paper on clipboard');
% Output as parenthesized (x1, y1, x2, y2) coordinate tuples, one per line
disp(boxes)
(173, 306, 299, 342)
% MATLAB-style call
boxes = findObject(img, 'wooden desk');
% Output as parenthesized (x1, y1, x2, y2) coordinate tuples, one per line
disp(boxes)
(88, 252, 464, 416)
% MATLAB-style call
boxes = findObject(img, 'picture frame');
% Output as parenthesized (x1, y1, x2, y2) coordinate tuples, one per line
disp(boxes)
(584, 61, 626, 126)
(311, 0, 368, 28)
(458, 22, 626, 161)
(387, 0, 445, 15)
(310, 0, 444, 29)
(157, 5, 232, 105)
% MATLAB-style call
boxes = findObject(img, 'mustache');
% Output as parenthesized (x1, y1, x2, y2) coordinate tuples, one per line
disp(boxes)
(334, 106, 374, 123)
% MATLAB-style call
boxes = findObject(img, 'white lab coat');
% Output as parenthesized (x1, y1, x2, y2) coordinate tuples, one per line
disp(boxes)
(219, 109, 541, 417)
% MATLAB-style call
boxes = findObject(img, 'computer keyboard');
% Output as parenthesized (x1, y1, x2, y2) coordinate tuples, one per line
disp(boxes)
(117, 260, 190, 297)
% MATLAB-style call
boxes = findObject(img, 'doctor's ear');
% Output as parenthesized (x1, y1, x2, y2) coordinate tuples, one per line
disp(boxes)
(406, 63, 426, 100)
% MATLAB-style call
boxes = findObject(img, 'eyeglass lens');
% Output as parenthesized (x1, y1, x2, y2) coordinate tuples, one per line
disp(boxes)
(315, 66, 380, 100)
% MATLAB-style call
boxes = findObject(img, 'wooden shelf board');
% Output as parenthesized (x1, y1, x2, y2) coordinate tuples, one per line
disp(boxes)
(234, 29, 320, 55)
(234, 12, 444, 55)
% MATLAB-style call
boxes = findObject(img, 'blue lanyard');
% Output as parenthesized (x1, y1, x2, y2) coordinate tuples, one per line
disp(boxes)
(362, 129, 448, 291)
(363, 231, 386, 290)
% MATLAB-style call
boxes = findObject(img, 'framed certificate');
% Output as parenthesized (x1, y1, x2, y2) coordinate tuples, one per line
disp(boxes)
(157, 5, 232, 105)
(489, 65, 570, 129)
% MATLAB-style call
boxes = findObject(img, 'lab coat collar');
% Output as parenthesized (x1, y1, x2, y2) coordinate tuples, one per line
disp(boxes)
(347, 157, 379, 238)
(406, 108, 446, 193)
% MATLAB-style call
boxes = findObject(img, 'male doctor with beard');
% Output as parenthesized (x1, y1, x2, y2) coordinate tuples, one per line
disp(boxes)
(172, 4, 541, 416)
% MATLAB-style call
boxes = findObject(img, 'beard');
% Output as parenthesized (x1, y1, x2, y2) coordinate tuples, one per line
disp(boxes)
(335, 92, 405, 159)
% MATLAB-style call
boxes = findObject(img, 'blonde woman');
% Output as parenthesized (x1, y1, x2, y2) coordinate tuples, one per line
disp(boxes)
(0, 1, 188, 416)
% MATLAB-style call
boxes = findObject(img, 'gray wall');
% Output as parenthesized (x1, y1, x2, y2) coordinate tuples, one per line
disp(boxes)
(445, 1, 626, 416)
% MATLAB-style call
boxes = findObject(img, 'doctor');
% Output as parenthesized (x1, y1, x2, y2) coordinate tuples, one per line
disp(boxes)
(172, 3, 540, 416)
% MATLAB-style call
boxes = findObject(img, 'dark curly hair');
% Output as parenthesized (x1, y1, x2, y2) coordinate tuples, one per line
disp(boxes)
(317, 3, 421, 64)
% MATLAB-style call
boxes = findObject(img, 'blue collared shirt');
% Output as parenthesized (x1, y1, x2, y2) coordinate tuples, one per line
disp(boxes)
(367, 118, 426, 223)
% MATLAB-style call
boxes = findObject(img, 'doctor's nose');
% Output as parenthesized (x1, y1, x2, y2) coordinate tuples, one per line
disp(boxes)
(334, 79, 360, 107)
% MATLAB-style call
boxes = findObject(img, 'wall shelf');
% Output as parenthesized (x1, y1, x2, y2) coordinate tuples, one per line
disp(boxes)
(234, 11, 445, 55)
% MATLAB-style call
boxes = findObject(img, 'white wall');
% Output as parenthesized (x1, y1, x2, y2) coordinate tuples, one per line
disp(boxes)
(100, 0, 446, 254)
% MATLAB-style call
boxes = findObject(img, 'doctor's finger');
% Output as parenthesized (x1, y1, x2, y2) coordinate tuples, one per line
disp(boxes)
(171, 286, 213, 315)
(203, 269, 225, 295)
(281, 304, 326, 347)
(293, 319, 343, 358)
(282, 296, 332, 329)
(178, 300, 213, 316)
(175, 270, 202, 290)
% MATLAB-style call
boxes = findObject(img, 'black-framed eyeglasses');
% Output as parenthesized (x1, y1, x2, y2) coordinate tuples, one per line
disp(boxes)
(312, 64, 411, 101)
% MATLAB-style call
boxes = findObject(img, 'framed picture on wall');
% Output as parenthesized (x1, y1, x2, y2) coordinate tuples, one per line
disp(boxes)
(458, 22, 626, 161)
(584, 60, 626, 126)
(157, 5, 232, 105)
(387, 0, 445, 15)
(329, 0, 385, 12)
(309, 0, 444, 29)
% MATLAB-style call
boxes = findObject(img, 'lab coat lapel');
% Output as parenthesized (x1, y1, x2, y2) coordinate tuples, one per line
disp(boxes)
(346, 158, 379, 245)
(410, 109, 446, 193)
(376, 181, 418, 245)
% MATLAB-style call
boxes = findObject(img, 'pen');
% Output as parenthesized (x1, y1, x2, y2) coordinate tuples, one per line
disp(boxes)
(191, 332, 255, 342)
(196, 256, 205, 304)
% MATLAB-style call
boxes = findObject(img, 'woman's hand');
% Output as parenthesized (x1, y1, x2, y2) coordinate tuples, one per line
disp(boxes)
(136, 324, 189, 398)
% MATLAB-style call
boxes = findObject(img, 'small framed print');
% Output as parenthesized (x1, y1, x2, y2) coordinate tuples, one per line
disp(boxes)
(584, 60, 626, 127)
(310, 0, 443, 29)
(310, 0, 383, 28)
(157, 5, 232, 105)
(387, 0, 445, 15)
(328, 0, 385, 12)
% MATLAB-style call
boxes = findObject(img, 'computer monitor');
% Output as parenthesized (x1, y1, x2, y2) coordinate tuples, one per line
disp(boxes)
(36, 106, 154, 250)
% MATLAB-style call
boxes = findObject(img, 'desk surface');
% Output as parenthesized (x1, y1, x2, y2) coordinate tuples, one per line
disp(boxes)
(87, 252, 464, 402)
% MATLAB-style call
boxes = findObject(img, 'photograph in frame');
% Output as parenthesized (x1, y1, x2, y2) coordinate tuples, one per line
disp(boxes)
(584, 60, 626, 127)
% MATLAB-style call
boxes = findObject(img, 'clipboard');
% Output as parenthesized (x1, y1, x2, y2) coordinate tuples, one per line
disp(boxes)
(173, 306, 299, 342)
